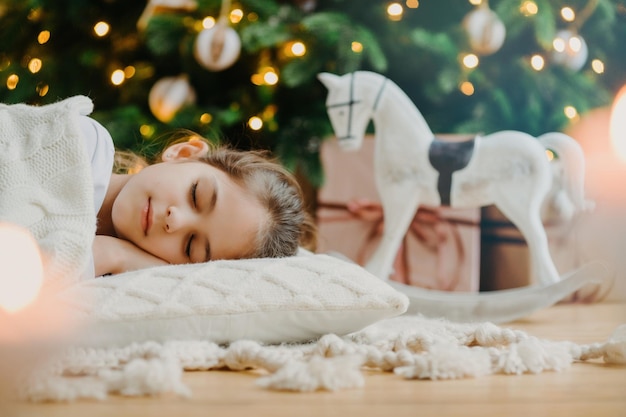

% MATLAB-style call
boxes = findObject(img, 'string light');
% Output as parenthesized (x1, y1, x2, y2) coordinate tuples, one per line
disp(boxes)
(6, 74, 19, 90)
(28, 58, 42, 73)
(263, 69, 278, 85)
(200, 113, 213, 124)
(285, 41, 306, 57)
(36, 83, 49, 97)
(110, 69, 125, 86)
(563, 105, 578, 119)
(591, 59, 604, 74)
(459, 81, 475, 96)
(229, 8, 243, 24)
(561, 7, 575, 22)
(202, 17, 216, 29)
(351, 41, 363, 53)
(462, 53, 479, 69)
(248, 116, 263, 130)
(124, 65, 136, 78)
(93, 21, 110, 37)
(469, 0, 482, 5)
(530, 54, 545, 71)
(37, 30, 50, 44)
(139, 124, 155, 138)
(387, 3, 403, 21)
(247, 12, 258, 22)
(406, 0, 419, 8)
(520, 1, 538, 16)
(545, 149, 555, 161)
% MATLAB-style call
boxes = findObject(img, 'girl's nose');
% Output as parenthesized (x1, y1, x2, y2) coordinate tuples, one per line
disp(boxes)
(165, 206, 185, 233)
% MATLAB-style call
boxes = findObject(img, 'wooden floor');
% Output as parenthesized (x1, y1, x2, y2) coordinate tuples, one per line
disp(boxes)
(5, 302, 626, 417)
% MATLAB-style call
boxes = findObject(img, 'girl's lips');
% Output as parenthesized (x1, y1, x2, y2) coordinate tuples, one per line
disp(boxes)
(142, 198, 152, 236)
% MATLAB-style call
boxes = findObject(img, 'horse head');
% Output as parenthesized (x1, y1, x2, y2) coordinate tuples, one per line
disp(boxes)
(318, 72, 385, 151)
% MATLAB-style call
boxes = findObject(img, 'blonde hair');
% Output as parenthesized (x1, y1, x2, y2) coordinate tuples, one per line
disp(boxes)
(116, 132, 317, 257)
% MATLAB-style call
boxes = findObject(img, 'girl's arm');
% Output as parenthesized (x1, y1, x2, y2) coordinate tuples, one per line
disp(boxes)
(93, 235, 169, 276)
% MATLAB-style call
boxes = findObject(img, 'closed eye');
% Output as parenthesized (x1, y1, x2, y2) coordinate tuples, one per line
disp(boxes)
(190, 181, 198, 208)
(185, 234, 194, 259)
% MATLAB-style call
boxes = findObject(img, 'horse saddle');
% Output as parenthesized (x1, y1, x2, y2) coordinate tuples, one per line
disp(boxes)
(428, 136, 476, 206)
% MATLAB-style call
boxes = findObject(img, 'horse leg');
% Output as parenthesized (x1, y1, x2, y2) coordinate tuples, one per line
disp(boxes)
(493, 184, 561, 285)
(366, 182, 421, 280)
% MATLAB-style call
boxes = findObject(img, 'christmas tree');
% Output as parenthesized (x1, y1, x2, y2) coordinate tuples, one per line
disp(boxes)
(1, 0, 624, 186)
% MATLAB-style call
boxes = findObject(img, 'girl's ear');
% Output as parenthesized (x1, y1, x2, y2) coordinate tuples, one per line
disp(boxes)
(162, 140, 209, 162)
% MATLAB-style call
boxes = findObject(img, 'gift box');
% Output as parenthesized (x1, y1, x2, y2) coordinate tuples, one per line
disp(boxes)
(479, 205, 614, 302)
(316, 136, 481, 292)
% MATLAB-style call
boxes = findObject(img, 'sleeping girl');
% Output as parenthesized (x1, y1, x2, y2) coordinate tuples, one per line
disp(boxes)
(0, 96, 316, 281)
(83, 117, 317, 277)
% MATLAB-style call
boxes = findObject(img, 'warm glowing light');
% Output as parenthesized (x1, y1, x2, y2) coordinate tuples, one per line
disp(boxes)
(202, 16, 216, 29)
(609, 85, 626, 162)
(530, 54, 545, 71)
(351, 41, 363, 53)
(564, 105, 578, 119)
(460, 81, 474, 96)
(387, 3, 404, 21)
(520, 1, 538, 16)
(568, 36, 582, 52)
(263, 70, 279, 85)
(545, 149, 555, 161)
(36, 83, 49, 97)
(469, 0, 482, 5)
(553, 37, 565, 52)
(28, 58, 42, 73)
(561, 7, 575, 22)
(290, 41, 306, 57)
(0, 223, 44, 313)
(37, 30, 50, 44)
(230, 9, 244, 24)
(93, 21, 110, 37)
(124, 66, 136, 78)
(140, 124, 155, 137)
(200, 113, 213, 124)
(462, 53, 479, 69)
(111, 69, 125, 85)
(591, 59, 604, 74)
(6, 74, 18, 90)
(247, 12, 258, 22)
(406, 0, 419, 8)
(251, 73, 264, 85)
(248, 116, 263, 130)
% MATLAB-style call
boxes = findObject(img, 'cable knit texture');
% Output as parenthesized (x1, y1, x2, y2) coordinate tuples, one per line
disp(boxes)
(56, 254, 411, 346)
(0, 96, 96, 288)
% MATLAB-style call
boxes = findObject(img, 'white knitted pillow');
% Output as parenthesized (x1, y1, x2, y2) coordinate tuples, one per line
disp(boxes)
(58, 254, 409, 346)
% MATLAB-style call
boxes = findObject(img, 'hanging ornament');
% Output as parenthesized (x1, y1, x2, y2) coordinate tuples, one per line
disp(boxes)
(137, 0, 198, 31)
(193, 0, 241, 71)
(148, 74, 196, 123)
(551, 29, 588, 71)
(462, 2, 506, 56)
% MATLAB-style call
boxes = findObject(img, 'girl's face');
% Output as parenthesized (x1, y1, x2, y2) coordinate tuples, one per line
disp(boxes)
(111, 159, 267, 265)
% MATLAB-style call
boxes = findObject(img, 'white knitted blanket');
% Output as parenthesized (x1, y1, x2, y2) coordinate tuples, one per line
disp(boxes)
(0, 96, 96, 288)
(20, 315, 626, 401)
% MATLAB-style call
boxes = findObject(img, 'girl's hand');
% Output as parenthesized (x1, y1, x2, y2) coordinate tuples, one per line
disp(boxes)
(93, 235, 169, 276)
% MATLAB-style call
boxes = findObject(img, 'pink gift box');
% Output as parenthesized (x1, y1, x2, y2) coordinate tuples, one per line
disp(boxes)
(316, 137, 481, 292)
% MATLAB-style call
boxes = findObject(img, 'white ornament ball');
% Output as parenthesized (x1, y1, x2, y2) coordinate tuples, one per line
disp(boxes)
(149, 75, 196, 123)
(551, 30, 588, 72)
(463, 6, 506, 55)
(194, 24, 241, 71)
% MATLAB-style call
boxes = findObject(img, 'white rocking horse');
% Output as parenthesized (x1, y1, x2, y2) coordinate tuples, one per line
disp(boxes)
(318, 71, 608, 322)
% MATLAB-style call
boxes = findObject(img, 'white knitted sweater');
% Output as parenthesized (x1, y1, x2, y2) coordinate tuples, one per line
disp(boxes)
(0, 96, 96, 287)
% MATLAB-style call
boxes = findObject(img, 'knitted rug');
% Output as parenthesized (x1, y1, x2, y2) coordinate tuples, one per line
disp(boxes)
(20, 314, 626, 401)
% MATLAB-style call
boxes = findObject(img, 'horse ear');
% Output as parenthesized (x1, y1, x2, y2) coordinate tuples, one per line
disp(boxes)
(317, 72, 340, 90)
